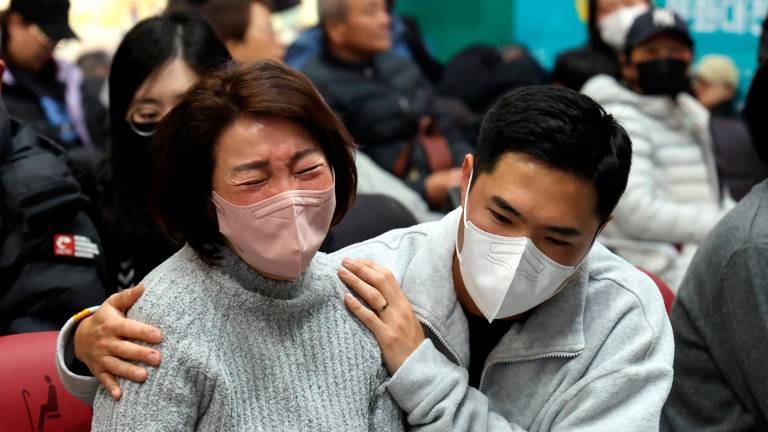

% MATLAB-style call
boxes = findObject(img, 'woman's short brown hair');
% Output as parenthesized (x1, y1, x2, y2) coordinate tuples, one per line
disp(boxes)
(151, 60, 357, 264)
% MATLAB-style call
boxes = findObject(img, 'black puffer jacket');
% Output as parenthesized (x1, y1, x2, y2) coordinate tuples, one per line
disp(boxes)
(303, 49, 472, 198)
(0, 113, 106, 335)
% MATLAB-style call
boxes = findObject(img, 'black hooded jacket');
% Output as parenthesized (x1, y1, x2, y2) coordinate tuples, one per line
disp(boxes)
(302, 48, 472, 198)
(0, 108, 106, 335)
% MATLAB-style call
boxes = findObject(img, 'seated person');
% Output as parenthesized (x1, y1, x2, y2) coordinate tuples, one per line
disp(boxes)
(61, 62, 403, 430)
(301, 0, 472, 209)
(0, 0, 108, 152)
(661, 60, 768, 431)
(582, 8, 731, 289)
(286, 0, 442, 83)
(692, 54, 768, 200)
(553, 0, 650, 91)
(0, 46, 105, 333)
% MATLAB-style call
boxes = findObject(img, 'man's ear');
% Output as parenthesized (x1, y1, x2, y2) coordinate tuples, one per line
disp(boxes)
(323, 20, 346, 49)
(460, 154, 474, 208)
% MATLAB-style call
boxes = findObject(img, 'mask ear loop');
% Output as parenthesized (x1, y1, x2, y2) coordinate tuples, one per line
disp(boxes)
(462, 169, 474, 227)
(455, 169, 474, 262)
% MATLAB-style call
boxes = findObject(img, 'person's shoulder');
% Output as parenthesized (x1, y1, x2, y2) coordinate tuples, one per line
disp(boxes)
(301, 52, 335, 79)
(568, 244, 674, 378)
(301, 252, 384, 354)
(581, 74, 622, 100)
(375, 51, 424, 82)
(583, 243, 669, 331)
(704, 183, 767, 248)
(681, 183, 768, 293)
(127, 245, 213, 331)
(376, 50, 417, 69)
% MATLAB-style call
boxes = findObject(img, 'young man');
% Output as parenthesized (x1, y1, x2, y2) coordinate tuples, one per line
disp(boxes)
(57, 86, 673, 430)
(582, 8, 731, 290)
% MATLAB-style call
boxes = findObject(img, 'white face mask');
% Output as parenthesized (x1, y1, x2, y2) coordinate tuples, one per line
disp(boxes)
(455, 172, 581, 322)
(597, 4, 650, 51)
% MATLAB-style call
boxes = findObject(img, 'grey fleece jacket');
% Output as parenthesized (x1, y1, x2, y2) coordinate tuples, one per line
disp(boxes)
(59, 245, 403, 431)
(332, 208, 674, 431)
(58, 209, 673, 431)
(662, 181, 768, 431)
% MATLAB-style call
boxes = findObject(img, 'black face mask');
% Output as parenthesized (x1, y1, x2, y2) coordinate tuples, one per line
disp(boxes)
(636, 58, 692, 97)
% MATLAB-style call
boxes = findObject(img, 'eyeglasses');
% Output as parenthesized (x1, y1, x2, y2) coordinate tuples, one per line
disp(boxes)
(125, 105, 162, 137)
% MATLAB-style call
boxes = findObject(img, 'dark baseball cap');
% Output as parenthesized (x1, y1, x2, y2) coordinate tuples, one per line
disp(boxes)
(9, 0, 78, 42)
(625, 8, 693, 53)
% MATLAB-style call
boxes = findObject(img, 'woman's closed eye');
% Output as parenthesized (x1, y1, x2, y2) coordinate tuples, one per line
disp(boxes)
(295, 164, 324, 177)
(239, 177, 268, 187)
(489, 208, 512, 225)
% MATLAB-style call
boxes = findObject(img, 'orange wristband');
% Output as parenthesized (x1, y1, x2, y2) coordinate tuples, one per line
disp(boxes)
(72, 308, 95, 323)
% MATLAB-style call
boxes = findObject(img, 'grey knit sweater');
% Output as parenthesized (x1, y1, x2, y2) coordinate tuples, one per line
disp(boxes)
(90, 245, 404, 431)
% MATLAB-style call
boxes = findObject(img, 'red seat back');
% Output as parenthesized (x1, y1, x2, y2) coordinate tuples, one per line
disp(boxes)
(0, 331, 91, 432)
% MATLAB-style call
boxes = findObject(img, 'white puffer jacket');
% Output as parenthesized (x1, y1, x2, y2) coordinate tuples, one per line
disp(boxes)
(582, 75, 730, 289)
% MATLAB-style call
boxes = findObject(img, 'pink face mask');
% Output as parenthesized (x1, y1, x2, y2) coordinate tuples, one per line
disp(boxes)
(212, 183, 336, 280)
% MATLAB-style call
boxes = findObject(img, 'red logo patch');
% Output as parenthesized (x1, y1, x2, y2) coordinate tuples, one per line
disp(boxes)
(53, 234, 75, 257)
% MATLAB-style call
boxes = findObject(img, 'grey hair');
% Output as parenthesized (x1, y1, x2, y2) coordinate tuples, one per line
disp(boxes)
(317, 0, 348, 27)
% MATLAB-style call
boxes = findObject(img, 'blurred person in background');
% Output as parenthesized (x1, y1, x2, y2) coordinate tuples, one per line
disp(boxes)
(286, 0, 442, 84)
(661, 60, 768, 432)
(553, 0, 651, 91)
(439, 45, 547, 116)
(76, 50, 111, 108)
(104, 9, 231, 291)
(201, 0, 286, 64)
(0, 38, 106, 334)
(693, 54, 768, 200)
(303, 0, 473, 210)
(582, 8, 731, 290)
(437, 43, 548, 144)
(0, 0, 108, 153)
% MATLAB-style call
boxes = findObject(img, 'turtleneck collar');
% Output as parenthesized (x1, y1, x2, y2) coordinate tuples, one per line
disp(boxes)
(215, 245, 311, 301)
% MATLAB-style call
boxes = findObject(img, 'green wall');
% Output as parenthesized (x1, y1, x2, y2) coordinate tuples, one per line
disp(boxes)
(395, 0, 515, 63)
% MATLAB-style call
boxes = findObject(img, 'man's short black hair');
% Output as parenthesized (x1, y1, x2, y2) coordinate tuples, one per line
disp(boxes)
(474, 85, 632, 222)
